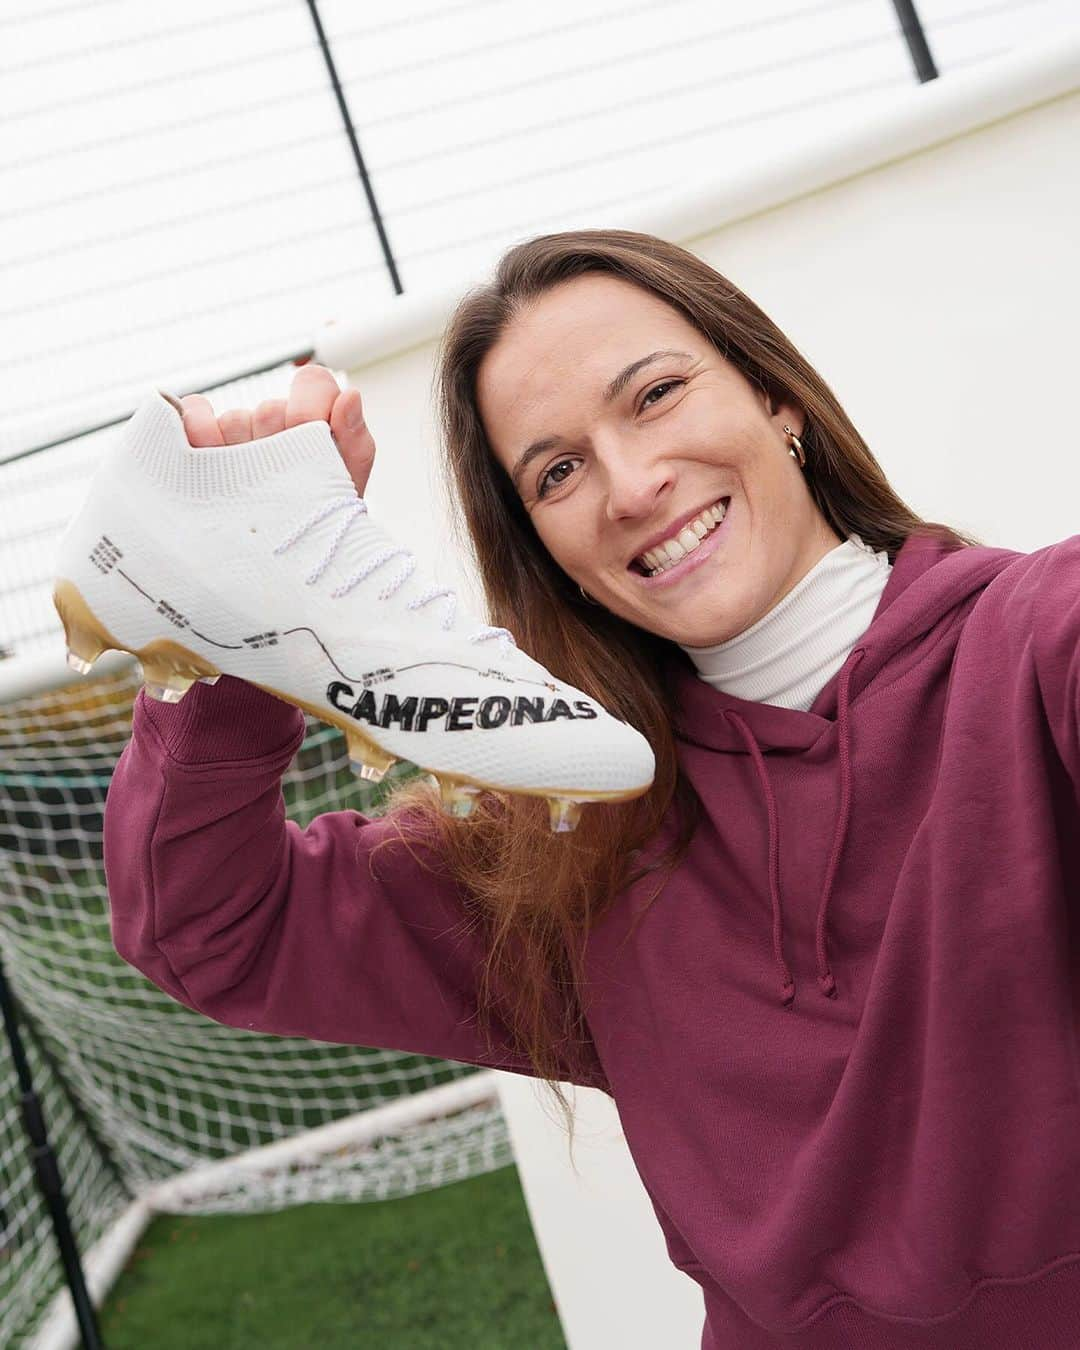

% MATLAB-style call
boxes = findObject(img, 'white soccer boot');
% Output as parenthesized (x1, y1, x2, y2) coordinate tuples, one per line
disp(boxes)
(51, 389, 655, 831)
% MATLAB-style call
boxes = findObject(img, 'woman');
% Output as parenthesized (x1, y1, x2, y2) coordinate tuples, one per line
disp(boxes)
(105, 230, 1080, 1346)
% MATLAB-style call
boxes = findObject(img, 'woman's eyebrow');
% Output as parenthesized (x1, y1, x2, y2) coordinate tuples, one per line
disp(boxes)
(603, 348, 693, 403)
(510, 349, 693, 490)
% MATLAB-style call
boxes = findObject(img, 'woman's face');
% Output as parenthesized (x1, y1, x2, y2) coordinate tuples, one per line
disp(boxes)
(476, 273, 844, 647)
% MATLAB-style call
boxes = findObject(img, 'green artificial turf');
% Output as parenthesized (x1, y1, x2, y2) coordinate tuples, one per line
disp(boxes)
(99, 1163, 567, 1349)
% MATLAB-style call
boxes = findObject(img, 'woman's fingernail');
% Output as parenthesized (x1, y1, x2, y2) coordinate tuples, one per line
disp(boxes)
(345, 394, 363, 429)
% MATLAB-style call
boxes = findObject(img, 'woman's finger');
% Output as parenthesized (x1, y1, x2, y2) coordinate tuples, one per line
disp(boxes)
(329, 387, 377, 497)
(285, 363, 340, 428)
(218, 409, 254, 445)
(180, 394, 225, 448)
(252, 399, 287, 439)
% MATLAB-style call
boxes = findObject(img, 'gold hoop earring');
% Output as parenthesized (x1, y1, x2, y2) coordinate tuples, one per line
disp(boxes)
(784, 424, 806, 468)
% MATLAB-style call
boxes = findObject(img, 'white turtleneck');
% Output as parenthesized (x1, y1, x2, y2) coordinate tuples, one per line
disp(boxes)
(678, 533, 893, 712)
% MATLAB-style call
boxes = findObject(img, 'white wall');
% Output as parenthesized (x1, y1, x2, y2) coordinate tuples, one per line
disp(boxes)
(494, 1073, 708, 1347)
(10, 0, 1075, 459)
(285, 34, 1080, 1350)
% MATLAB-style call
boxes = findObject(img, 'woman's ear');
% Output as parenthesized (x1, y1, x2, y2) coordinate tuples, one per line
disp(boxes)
(769, 392, 806, 439)
(753, 377, 804, 437)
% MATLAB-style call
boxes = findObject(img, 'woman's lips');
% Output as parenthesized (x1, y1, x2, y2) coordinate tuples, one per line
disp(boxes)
(630, 498, 732, 589)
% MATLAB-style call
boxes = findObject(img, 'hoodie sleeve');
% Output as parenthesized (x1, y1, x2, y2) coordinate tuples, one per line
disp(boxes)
(103, 675, 608, 1089)
(1029, 534, 1080, 792)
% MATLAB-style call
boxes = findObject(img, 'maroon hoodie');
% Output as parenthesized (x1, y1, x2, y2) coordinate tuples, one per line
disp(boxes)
(104, 527, 1080, 1347)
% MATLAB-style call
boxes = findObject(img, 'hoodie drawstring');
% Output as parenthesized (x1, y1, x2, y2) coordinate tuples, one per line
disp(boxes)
(723, 648, 866, 1008)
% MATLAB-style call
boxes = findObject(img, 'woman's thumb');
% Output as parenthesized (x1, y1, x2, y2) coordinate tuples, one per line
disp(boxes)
(329, 387, 376, 497)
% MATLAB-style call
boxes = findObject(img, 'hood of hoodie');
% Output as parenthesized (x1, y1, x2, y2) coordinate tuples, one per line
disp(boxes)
(658, 526, 1022, 1007)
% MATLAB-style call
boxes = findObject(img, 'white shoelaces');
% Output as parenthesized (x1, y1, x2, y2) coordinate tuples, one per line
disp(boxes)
(273, 496, 516, 649)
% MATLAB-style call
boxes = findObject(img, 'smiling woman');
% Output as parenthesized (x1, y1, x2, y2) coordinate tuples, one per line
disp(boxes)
(371, 234, 1080, 1348)
(102, 222, 1080, 1345)
(383, 226, 979, 1109)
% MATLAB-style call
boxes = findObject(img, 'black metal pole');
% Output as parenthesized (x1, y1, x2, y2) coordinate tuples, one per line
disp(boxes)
(0, 951, 104, 1349)
(890, 0, 939, 83)
(304, 0, 404, 295)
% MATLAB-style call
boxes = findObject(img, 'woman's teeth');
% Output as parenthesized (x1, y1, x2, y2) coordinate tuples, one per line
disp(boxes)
(637, 499, 727, 576)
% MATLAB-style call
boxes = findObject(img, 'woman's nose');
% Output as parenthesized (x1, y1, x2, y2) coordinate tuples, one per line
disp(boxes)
(601, 458, 674, 522)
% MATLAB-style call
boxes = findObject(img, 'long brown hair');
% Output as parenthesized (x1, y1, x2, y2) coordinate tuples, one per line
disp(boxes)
(374, 229, 981, 1156)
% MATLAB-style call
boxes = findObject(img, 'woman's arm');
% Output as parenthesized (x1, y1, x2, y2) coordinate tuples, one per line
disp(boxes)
(105, 674, 604, 1086)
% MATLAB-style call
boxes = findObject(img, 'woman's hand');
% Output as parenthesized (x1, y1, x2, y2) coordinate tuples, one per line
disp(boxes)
(178, 363, 377, 497)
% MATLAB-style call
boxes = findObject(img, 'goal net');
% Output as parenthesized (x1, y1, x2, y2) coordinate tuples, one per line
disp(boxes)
(0, 657, 512, 1347)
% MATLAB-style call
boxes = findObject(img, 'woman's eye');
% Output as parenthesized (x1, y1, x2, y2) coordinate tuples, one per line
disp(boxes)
(534, 382, 682, 499)
(640, 379, 682, 409)
(537, 458, 578, 498)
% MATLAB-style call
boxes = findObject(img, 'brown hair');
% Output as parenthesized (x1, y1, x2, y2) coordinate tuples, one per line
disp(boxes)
(374, 228, 982, 1159)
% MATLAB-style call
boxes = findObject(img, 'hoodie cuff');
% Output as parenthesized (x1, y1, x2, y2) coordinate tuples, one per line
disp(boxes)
(135, 673, 307, 766)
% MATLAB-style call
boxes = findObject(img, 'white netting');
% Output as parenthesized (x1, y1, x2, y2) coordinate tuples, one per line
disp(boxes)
(0, 662, 512, 1347)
